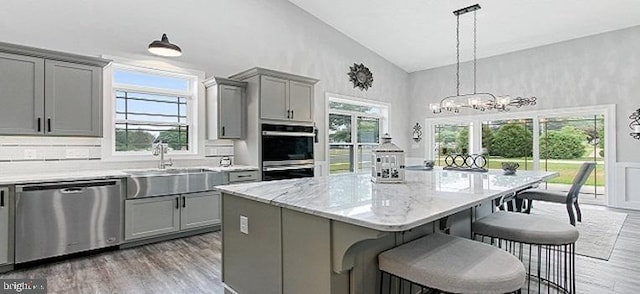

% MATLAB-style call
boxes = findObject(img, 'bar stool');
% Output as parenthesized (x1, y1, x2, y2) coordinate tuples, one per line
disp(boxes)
(473, 211, 579, 293)
(378, 233, 526, 294)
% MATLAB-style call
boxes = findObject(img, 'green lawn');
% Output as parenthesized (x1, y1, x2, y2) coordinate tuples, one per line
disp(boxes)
(329, 150, 605, 187)
(458, 157, 605, 186)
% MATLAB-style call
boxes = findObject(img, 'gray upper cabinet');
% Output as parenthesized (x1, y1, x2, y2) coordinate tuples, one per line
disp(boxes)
(219, 85, 244, 138)
(45, 60, 101, 136)
(0, 52, 45, 135)
(0, 187, 10, 265)
(205, 77, 247, 139)
(260, 76, 289, 120)
(0, 42, 109, 137)
(230, 68, 318, 123)
(288, 81, 313, 122)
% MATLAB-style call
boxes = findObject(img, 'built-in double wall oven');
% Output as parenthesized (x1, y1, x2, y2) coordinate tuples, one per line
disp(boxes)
(261, 123, 314, 181)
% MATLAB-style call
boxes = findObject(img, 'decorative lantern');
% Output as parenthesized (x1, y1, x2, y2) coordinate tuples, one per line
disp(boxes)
(372, 133, 405, 183)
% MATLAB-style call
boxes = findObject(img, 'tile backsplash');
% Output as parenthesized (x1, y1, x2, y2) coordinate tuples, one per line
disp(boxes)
(0, 136, 101, 162)
(0, 137, 237, 175)
(205, 140, 234, 157)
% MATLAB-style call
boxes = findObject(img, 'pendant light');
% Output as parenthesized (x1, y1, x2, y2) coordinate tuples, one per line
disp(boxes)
(148, 33, 182, 57)
(430, 4, 537, 114)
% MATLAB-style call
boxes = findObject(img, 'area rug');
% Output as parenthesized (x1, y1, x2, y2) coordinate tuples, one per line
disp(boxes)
(529, 201, 627, 260)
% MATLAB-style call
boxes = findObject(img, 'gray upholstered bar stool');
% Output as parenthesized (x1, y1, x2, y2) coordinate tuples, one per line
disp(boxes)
(378, 233, 526, 294)
(473, 212, 579, 293)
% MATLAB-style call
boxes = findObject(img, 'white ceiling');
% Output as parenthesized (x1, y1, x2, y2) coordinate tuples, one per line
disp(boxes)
(288, 0, 640, 72)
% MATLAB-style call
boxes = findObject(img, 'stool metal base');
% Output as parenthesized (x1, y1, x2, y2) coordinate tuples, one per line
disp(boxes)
(379, 271, 522, 294)
(474, 234, 576, 294)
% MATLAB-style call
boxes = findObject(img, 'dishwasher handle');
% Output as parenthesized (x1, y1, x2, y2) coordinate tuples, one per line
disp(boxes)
(60, 187, 86, 194)
(17, 180, 119, 192)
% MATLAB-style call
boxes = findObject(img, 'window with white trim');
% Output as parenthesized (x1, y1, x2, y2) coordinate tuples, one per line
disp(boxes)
(328, 98, 389, 174)
(112, 65, 196, 153)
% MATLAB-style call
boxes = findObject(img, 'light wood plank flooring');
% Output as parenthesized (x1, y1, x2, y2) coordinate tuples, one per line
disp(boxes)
(1, 206, 638, 294)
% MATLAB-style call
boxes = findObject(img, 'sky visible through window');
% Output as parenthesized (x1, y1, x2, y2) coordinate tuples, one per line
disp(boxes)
(114, 70, 190, 92)
(114, 68, 191, 152)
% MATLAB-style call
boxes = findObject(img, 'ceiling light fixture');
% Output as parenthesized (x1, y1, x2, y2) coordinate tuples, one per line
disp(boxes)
(148, 33, 182, 57)
(430, 4, 536, 114)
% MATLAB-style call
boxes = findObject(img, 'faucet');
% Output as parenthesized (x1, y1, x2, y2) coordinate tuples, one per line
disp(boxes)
(152, 141, 173, 169)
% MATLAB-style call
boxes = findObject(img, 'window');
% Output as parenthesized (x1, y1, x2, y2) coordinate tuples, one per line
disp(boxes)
(112, 65, 196, 153)
(425, 107, 611, 205)
(328, 97, 388, 174)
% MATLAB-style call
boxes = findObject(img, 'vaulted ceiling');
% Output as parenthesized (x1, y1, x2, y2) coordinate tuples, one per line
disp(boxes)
(289, 0, 640, 72)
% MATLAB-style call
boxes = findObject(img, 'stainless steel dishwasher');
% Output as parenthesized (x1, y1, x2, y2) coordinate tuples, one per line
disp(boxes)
(15, 179, 122, 263)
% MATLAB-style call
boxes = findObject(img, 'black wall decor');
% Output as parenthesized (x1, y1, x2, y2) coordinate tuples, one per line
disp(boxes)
(348, 63, 373, 91)
(442, 154, 488, 172)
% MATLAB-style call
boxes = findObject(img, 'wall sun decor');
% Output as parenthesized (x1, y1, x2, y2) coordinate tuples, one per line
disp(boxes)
(348, 63, 373, 91)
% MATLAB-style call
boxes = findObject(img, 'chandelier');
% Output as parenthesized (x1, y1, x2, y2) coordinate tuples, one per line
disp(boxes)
(430, 4, 537, 114)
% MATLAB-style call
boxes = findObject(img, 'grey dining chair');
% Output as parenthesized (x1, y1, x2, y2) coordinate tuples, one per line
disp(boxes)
(517, 162, 597, 226)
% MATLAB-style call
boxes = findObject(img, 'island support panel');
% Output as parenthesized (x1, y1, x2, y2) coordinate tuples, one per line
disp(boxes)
(222, 194, 283, 294)
(222, 193, 481, 294)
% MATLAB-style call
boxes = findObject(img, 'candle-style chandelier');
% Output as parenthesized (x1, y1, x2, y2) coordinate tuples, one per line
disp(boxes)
(430, 4, 537, 114)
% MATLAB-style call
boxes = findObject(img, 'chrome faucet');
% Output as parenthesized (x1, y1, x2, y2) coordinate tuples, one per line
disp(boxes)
(152, 141, 173, 169)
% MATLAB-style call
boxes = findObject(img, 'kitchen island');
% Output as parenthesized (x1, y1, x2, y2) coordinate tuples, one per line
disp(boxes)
(217, 169, 557, 294)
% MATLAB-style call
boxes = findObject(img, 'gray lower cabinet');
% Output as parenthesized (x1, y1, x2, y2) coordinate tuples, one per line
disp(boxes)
(125, 192, 220, 241)
(124, 195, 181, 241)
(180, 191, 221, 230)
(0, 52, 44, 135)
(0, 187, 9, 265)
(0, 42, 108, 137)
(45, 60, 102, 136)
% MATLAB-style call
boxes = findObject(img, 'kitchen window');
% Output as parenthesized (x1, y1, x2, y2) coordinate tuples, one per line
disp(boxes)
(112, 65, 197, 153)
(328, 97, 388, 174)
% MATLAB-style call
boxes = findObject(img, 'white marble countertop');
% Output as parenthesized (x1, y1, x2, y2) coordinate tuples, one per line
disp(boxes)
(217, 169, 558, 232)
(0, 165, 259, 185)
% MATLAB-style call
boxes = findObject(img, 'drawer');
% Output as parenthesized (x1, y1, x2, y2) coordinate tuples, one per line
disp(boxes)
(229, 170, 260, 183)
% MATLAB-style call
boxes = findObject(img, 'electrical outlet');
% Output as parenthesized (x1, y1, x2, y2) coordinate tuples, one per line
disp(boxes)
(240, 215, 249, 234)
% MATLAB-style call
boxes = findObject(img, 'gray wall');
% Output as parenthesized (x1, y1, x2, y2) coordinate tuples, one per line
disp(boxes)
(407, 25, 640, 163)
(0, 0, 409, 162)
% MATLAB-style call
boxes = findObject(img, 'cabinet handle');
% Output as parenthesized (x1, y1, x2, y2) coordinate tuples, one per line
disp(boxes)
(291, 110, 294, 119)
(47, 118, 51, 132)
(182, 196, 186, 208)
(0, 190, 4, 207)
(37, 117, 41, 132)
(176, 197, 180, 210)
(286, 110, 290, 119)
(222, 126, 225, 136)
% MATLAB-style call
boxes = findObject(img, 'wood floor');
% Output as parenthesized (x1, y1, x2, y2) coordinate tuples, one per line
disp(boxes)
(1, 206, 638, 294)
(0, 234, 223, 294)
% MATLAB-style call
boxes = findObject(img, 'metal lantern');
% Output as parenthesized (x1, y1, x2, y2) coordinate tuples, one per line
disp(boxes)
(372, 133, 405, 183)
